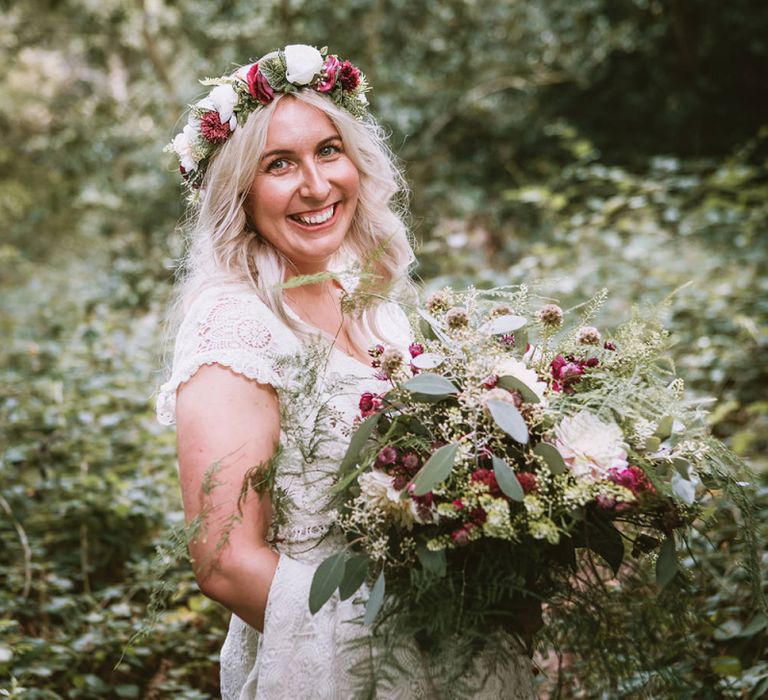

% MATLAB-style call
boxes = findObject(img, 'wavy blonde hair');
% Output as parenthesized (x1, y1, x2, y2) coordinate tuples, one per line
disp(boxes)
(169, 88, 416, 354)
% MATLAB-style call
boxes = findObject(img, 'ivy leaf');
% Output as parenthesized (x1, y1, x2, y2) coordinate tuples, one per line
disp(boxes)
(491, 455, 524, 502)
(497, 375, 540, 404)
(479, 314, 527, 335)
(487, 400, 529, 444)
(338, 554, 369, 601)
(533, 442, 567, 475)
(416, 543, 446, 577)
(656, 537, 678, 588)
(585, 518, 624, 576)
(402, 373, 458, 397)
(411, 443, 460, 495)
(339, 413, 381, 474)
(309, 551, 347, 614)
(364, 572, 385, 625)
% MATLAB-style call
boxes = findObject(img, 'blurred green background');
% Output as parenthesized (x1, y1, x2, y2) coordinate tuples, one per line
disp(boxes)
(1, 0, 766, 697)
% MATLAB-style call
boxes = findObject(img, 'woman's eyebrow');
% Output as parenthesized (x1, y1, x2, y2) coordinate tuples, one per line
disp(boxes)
(260, 135, 341, 162)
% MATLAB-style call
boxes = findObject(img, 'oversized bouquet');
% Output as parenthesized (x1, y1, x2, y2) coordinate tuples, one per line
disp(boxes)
(309, 285, 759, 658)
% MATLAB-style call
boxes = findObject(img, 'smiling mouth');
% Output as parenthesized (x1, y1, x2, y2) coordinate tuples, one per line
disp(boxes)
(289, 203, 337, 227)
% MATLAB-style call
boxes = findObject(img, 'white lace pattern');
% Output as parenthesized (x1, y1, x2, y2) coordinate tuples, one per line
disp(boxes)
(157, 283, 536, 699)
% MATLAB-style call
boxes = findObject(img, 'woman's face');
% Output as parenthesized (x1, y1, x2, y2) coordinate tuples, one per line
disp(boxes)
(246, 98, 360, 274)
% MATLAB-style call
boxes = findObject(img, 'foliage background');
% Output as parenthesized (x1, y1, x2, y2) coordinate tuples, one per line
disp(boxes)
(1, 0, 766, 697)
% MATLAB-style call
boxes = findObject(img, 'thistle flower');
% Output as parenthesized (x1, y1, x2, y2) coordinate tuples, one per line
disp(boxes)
(425, 291, 450, 314)
(576, 326, 602, 345)
(445, 307, 469, 330)
(537, 304, 564, 329)
(380, 349, 404, 378)
(489, 304, 514, 319)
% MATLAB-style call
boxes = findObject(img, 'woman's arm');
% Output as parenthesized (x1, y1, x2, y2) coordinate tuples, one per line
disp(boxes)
(176, 364, 280, 632)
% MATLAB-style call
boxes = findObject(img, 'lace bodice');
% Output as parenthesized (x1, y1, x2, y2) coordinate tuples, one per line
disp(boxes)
(157, 282, 536, 699)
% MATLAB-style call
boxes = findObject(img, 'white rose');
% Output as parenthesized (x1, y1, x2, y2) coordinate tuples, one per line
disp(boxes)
(284, 44, 323, 85)
(172, 124, 198, 172)
(207, 84, 239, 124)
(555, 410, 628, 481)
(495, 358, 548, 404)
(358, 471, 415, 529)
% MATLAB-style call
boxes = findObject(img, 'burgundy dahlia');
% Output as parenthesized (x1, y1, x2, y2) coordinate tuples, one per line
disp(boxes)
(338, 60, 361, 91)
(516, 471, 538, 494)
(199, 111, 231, 143)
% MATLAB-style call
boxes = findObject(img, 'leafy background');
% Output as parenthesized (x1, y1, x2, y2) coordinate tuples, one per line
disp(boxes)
(1, 0, 766, 697)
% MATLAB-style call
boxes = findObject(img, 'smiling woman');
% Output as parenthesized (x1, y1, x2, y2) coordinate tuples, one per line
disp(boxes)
(157, 45, 536, 699)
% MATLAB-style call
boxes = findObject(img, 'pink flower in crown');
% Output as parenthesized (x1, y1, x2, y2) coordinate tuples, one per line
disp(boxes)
(200, 111, 232, 143)
(315, 55, 340, 93)
(246, 63, 275, 105)
(338, 60, 360, 91)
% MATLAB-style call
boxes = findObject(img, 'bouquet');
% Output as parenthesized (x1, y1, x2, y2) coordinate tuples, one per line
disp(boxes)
(309, 285, 760, 660)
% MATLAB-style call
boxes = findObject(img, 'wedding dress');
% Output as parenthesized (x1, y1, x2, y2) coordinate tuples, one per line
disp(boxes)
(157, 282, 536, 699)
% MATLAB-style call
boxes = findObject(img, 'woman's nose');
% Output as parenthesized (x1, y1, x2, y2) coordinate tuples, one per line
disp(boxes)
(299, 162, 332, 201)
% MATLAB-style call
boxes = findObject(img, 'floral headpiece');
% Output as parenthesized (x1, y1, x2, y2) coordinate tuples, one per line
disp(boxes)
(167, 44, 370, 198)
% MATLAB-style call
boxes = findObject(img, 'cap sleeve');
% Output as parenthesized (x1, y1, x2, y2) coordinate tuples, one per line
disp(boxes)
(156, 285, 299, 426)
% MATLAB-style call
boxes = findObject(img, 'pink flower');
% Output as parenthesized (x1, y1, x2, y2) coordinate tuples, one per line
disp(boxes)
(199, 111, 231, 143)
(315, 55, 340, 93)
(338, 60, 361, 91)
(375, 446, 398, 468)
(451, 526, 471, 547)
(608, 466, 656, 497)
(246, 63, 274, 105)
(550, 354, 600, 393)
(481, 374, 499, 389)
(604, 341, 617, 351)
(408, 342, 425, 358)
(452, 498, 465, 509)
(359, 391, 382, 417)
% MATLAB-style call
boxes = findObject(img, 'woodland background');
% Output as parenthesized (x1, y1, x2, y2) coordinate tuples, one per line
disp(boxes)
(1, 0, 767, 697)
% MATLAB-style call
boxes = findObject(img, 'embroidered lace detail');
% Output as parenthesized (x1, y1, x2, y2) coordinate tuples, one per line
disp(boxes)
(281, 523, 331, 543)
(156, 286, 299, 426)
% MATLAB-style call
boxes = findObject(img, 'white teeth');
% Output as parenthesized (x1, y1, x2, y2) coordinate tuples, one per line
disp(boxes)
(292, 205, 334, 225)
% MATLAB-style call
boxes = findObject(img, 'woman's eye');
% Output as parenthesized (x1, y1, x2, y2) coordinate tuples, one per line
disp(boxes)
(267, 158, 288, 172)
(319, 144, 341, 157)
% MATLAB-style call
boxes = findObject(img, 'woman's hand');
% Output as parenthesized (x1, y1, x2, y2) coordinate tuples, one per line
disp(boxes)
(176, 364, 281, 631)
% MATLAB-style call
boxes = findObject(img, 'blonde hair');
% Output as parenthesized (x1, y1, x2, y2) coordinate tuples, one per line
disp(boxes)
(169, 89, 416, 354)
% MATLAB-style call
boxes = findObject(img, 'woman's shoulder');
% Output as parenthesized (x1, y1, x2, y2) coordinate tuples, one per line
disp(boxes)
(157, 281, 300, 426)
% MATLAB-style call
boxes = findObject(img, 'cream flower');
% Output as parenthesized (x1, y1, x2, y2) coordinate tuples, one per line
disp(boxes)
(284, 44, 324, 85)
(555, 410, 628, 481)
(198, 84, 239, 125)
(358, 471, 415, 528)
(495, 358, 548, 404)
(172, 124, 199, 172)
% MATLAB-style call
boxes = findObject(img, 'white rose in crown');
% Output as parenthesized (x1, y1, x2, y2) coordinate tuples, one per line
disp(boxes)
(555, 409, 628, 481)
(197, 84, 239, 127)
(173, 124, 199, 172)
(284, 44, 324, 85)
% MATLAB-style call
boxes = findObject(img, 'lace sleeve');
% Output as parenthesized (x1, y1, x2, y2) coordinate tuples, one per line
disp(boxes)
(156, 285, 299, 426)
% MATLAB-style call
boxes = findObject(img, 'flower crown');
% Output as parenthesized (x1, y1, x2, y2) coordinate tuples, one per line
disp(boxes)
(167, 44, 371, 199)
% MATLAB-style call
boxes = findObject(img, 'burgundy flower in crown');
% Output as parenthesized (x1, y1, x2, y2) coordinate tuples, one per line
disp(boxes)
(199, 111, 232, 143)
(316, 55, 340, 93)
(338, 60, 361, 91)
(246, 63, 275, 105)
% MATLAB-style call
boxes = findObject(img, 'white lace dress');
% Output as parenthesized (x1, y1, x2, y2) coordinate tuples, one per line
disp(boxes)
(157, 282, 536, 699)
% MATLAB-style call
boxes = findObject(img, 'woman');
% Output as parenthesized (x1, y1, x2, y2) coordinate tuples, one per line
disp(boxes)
(158, 45, 536, 698)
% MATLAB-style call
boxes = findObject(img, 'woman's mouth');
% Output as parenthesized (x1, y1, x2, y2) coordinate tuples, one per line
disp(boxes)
(288, 203, 338, 228)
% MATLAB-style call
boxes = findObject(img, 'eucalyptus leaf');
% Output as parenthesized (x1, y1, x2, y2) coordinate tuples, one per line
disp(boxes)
(671, 471, 697, 505)
(364, 572, 385, 625)
(338, 554, 369, 601)
(416, 544, 447, 577)
(644, 436, 661, 452)
(410, 352, 445, 370)
(533, 442, 567, 475)
(492, 455, 524, 501)
(656, 537, 677, 587)
(402, 373, 458, 396)
(655, 415, 674, 440)
(497, 375, 540, 404)
(309, 551, 347, 614)
(487, 400, 529, 444)
(479, 314, 527, 335)
(416, 308, 450, 344)
(411, 443, 460, 496)
(339, 413, 381, 473)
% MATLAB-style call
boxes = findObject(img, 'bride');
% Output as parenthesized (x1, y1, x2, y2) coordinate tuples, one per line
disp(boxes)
(157, 44, 536, 699)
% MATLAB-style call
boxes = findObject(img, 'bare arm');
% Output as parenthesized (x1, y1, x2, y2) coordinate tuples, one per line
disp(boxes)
(176, 364, 280, 631)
